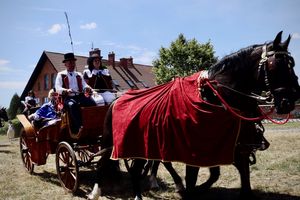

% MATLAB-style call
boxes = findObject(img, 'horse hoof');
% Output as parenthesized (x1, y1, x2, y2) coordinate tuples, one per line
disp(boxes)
(87, 183, 101, 200)
(134, 196, 143, 200)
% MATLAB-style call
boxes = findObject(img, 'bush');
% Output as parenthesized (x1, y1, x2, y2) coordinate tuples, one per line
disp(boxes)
(0, 123, 8, 135)
(11, 118, 22, 138)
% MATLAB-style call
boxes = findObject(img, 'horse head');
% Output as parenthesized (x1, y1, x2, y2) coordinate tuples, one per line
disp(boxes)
(0, 107, 9, 127)
(260, 31, 300, 114)
(208, 31, 299, 115)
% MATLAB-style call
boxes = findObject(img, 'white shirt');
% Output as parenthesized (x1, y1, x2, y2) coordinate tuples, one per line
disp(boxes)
(55, 70, 90, 94)
(83, 68, 111, 78)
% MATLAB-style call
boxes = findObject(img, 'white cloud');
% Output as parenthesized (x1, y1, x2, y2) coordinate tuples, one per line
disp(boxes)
(0, 66, 12, 72)
(80, 22, 97, 30)
(0, 59, 10, 66)
(48, 24, 63, 34)
(0, 59, 12, 72)
(134, 51, 157, 65)
(292, 33, 300, 39)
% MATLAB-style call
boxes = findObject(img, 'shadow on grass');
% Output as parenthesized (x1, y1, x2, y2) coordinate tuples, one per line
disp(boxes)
(34, 170, 61, 188)
(186, 187, 300, 200)
(32, 169, 300, 200)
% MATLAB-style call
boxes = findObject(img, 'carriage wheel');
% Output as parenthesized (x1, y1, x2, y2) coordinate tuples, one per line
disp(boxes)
(19, 129, 34, 174)
(56, 142, 79, 193)
(124, 159, 151, 178)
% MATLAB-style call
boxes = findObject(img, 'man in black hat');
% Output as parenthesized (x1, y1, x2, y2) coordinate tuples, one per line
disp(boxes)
(55, 52, 96, 134)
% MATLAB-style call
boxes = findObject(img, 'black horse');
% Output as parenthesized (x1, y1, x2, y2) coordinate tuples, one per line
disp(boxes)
(0, 107, 9, 127)
(96, 31, 300, 200)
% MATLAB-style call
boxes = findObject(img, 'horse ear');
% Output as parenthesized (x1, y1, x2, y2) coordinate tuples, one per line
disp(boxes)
(282, 34, 291, 50)
(273, 31, 283, 48)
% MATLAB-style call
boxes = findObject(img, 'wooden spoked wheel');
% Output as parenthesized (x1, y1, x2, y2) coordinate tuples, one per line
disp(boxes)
(19, 129, 34, 174)
(56, 142, 79, 193)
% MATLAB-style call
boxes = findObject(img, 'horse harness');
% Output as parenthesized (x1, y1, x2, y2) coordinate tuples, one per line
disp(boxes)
(257, 44, 295, 102)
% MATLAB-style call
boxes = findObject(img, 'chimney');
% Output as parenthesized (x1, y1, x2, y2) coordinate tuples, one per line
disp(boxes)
(120, 58, 128, 68)
(89, 48, 101, 57)
(108, 52, 115, 67)
(128, 56, 133, 67)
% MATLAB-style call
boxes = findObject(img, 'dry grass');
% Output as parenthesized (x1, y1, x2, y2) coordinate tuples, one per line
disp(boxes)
(0, 123, 299, 200)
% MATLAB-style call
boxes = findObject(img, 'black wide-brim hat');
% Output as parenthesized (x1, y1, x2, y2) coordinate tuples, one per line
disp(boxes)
(63, 52, 77, 63)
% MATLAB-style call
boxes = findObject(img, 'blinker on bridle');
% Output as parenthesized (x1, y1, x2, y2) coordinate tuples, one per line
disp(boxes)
(257, 44, 294, 103)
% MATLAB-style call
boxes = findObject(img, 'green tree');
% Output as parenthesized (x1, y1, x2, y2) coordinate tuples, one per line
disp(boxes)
(152, 33, 217, 84)
(7, 93, 22, 119)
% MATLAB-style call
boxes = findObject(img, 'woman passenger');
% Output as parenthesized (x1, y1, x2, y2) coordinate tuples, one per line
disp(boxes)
(83, 52, 115, 104)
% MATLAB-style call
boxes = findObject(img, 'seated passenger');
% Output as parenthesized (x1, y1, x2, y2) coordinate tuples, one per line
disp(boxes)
(22, 90, 38, 116)
(83, 51, 116, 105)
(55, 52, 96, 134)
(29, 89, 60, 129)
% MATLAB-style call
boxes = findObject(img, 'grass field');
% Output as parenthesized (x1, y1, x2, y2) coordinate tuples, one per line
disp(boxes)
(0, 122, 299, 200)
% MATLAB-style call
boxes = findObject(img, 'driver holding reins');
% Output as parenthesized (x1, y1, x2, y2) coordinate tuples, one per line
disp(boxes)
(55, 52, 96, 134)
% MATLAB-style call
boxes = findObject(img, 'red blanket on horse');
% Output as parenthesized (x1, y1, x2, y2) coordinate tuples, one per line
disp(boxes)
(112, 72, 241, 167)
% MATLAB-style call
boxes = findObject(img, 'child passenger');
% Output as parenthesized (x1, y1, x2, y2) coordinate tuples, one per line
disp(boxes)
(28, 89, 60, 129)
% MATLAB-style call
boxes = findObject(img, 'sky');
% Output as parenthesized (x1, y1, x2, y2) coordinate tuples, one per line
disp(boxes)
(0, 0, 300, 108)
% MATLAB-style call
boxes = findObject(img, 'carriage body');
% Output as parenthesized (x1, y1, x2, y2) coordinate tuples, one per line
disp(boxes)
(17, 105, 110, 193)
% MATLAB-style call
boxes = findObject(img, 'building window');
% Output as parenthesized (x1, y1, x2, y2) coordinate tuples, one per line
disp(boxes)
(44, 97, 49, 103)
(125, 80, 135, 88)
(51, 73, 56, 89)
(112, 79, 122, 90)
(140, 80, 149, 88)
(35, 98, 40, 105)
(44, 74, 49, 90)
(112, 79, 120, 87)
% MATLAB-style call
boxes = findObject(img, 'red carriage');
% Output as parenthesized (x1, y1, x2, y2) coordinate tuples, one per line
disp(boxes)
(17, 104, 110, 193)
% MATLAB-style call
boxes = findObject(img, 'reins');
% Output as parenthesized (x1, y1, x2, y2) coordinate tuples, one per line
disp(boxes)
(201, 79, 290, 124)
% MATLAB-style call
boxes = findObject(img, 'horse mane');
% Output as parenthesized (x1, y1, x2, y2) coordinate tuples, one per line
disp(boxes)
(208, 44, 264, 79)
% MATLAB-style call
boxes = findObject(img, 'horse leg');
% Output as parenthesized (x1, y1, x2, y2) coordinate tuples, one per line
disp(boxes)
(131, 159, 147, 200)
(234, 152, 254, 200)
(196, 166, 220, 191)
(162, 162, 185, 194)
(149, 161, 160, 189)
(185, 165, 199, 198)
